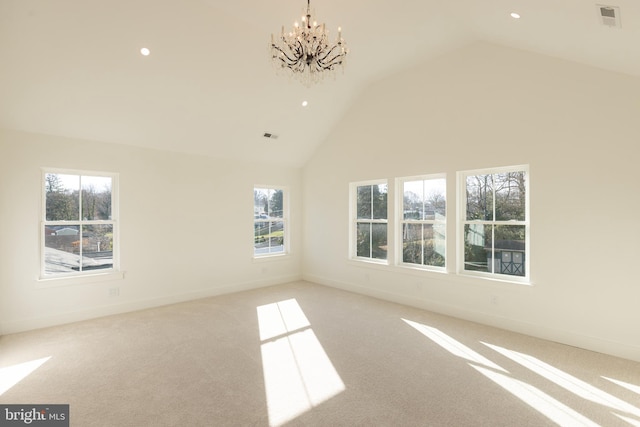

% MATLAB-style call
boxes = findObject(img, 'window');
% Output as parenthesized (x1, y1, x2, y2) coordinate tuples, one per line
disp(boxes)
(42, 170, 118, 277)
(459, 166, 529, 281)
(254, 187, 287, 257)
(399, 175, 446, 270)
(351, 181, 388, 261)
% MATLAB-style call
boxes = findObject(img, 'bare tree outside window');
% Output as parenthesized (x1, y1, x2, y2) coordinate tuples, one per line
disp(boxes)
(462, 168, 527, 279)
(43, 172, 116, 276)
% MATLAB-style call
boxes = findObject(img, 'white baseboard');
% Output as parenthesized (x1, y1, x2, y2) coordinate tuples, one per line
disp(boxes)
(1, 274, 302, 335)
(303, 273, 640, 363)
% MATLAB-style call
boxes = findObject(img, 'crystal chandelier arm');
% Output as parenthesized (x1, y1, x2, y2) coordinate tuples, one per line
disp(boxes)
(316, 44, 335, 61)
(271, 41, 300, 67)
(316, 44, 345, 69)
(322, 53, 345, 68)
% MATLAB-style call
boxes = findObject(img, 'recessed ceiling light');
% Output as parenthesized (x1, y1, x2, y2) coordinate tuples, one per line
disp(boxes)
(140, 47, 150, 56)
(510, 12, 521, 19)
(302, 100, 308, 107)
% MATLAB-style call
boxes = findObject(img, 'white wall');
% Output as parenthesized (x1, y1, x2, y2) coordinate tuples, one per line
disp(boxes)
(0, 128, 302, 333)
(302, 42, 640, 362)
(2, 42, 639, 362)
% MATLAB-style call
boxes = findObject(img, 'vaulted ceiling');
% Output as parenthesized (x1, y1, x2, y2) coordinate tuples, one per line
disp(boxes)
(1, 0, 639, 167)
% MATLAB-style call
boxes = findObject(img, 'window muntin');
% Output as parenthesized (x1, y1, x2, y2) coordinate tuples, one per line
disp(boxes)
(352, 182, 388, 261)
(460, 167, 528, 280)
(399, 176, 446, 269)
(42, 170, 118, 277)
(254, 187, 287, 257)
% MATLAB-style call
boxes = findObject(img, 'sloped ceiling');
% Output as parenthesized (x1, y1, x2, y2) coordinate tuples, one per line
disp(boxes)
(1, 0, 639, 167)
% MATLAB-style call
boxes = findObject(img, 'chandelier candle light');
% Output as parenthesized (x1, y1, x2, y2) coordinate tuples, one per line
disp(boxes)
(270, 0, 348, 86)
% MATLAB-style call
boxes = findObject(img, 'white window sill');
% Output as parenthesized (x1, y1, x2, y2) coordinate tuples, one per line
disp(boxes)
(346, 259, 533, 286)
(456, 271, 533, 287)
(36, 271, 125, 288)
(253, 253, 291, 263)
(347, 258, 389, 268)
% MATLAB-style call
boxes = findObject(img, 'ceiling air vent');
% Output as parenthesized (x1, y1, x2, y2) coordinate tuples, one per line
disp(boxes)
(597, 4, 621, 28)
(263, 132, 279, 140)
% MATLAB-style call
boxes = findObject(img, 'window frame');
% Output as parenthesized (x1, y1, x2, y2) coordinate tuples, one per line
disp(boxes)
(457, 165, 530, 283)
(349, 179, 388, 264)
(40, 168, 120, 280)
(253, 185, 289, 259)
(396, 174, 447, 272)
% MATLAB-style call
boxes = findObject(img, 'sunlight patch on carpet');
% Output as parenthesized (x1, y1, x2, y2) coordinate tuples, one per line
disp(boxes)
(0, 356, 51, 396)
(258, 299, 345, 427)
(402, 318, 507, 373)
(257, 298, 310, 341)
(602, 377, 640, 395)
(483, 342, 640, 419)
(403, 319, 605, 426)
(612, 413, 640, 427)
(471, 364, 600, 427)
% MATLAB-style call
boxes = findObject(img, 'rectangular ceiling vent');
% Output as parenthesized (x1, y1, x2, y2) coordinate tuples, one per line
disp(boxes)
(263, 132, 279, 140)
(597, 4, 621, 28)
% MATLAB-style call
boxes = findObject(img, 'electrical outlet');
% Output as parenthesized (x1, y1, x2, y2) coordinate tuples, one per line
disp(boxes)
(490, 295, 498, 305)
(109, 287, 120, 297)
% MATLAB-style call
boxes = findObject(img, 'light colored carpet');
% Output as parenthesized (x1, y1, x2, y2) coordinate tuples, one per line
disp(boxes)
(1, 281, 639, 426)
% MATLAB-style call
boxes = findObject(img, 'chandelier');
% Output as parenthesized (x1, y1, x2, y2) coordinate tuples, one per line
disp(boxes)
(270, 0, 348, 86)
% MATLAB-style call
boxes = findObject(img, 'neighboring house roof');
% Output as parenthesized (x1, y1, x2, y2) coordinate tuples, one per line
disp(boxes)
(55, 227, 79, 236)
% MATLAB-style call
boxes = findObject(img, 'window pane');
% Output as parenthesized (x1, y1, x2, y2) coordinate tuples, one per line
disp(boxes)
(403, 224, 446, 267)
(371, 223, 387, 260)
(268, 189, 284, 218)
(403, 223, 422, 264)
(254, 220, 269, 254)
(82, 224, 114, 270)
(268, 221, 285, 253)
(372, 184, 387, 220)
(403, 181, 423, 220)
(81, 176, 112, 220)
(254, 188, 269, 219)
(424, 178, 446, 220)
(466, 174, 493, 221)
(494, 172, 526, 221)
(45, 173, 79, 221)
(424, 224, 446, 267)
(357, 186, 372, 219)
(356, 223, 371, 257)
(464, 223, 492, 272)
(494, 225, 525, 276)
(254, 221, 285, 255)
(44, 225, 81, 274)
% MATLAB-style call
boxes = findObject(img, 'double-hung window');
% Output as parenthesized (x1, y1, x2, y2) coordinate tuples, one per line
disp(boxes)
(459, 166, 529, 281)
(42, 169, 118, 278)
(351, 181, 388, 261)
(398, 175, 446, 270)
(254, 187, 287, 257)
